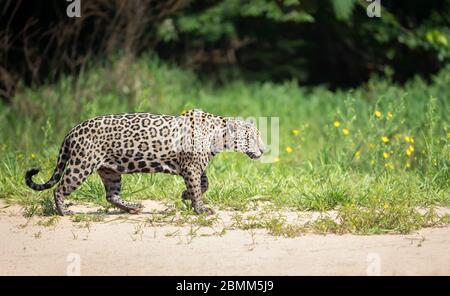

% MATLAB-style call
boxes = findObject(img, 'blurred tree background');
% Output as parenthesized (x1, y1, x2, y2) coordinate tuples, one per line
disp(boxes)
(1, 0, 449, 103)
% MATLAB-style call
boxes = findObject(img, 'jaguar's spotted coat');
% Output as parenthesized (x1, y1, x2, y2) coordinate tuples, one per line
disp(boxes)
(25, 110, 266, 216)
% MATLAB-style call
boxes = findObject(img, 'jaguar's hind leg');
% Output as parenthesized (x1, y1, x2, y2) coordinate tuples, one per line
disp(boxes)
(54, 165, 94, 216)
(54, 186, 74, 216)
(98, 168, 143, 214)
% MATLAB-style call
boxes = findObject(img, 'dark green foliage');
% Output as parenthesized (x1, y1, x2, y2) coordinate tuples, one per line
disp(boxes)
(157, 0, 450, 86)
(1, 0, 449, 101)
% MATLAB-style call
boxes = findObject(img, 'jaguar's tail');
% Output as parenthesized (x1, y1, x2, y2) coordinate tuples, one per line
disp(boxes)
(25, 136, 70, 191)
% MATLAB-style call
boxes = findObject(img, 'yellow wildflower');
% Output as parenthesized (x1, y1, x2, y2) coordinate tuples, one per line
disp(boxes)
(354, 150, 361, 158)
(383, 152, 390, 159)
(406, 145, 414, 156)
(285, 146, 293, 153)
(447, 132, 450, 138)
(29, 153, 37, 160)
(384, 162, 394, 169)
(374, 111, 382, 118)
(383, 203, 389, 209)
(405, 163, 411, 169)
(404, 136, 411, 143)
(342, 128, 349, 136)
(333, 121, 341, 128)
(387, 112, 393, 120)
(292, 129, 300, 136)
(381, 136, 389, 143)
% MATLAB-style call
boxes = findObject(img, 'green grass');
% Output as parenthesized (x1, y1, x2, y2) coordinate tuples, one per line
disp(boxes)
(0, 55, 449, 235)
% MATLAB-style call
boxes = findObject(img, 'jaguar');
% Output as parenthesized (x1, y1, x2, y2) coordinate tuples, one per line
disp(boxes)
(25, 109, 266, 216)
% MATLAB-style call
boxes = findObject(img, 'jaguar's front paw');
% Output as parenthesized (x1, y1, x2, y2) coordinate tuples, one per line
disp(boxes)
(193, 204, 215, 215)
(128, 207, 143, 214)
(125, 202, 144, 214)
(55, 204, 74, 216)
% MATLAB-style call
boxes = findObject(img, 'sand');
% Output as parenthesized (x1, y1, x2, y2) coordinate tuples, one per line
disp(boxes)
(0, 200, 449, 275)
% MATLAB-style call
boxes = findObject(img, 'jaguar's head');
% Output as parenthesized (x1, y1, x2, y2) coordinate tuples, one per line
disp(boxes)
(225, 119, 266, 160)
